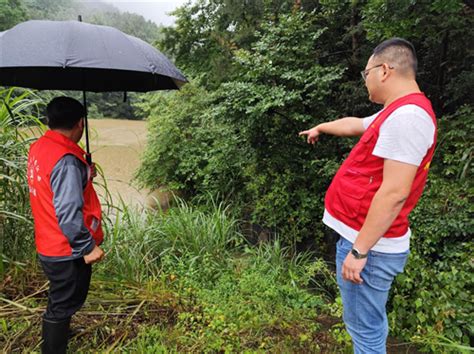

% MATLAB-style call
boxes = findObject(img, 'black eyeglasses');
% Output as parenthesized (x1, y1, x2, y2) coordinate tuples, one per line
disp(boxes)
(360, 63, 394, 81)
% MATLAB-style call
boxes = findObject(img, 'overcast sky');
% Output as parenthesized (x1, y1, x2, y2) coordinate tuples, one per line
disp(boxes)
(81, 0, 190, 26)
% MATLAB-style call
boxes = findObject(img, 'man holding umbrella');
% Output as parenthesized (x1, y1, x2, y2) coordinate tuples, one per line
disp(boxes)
(1, 18, 186, 352)
(28, 96, 105, 353)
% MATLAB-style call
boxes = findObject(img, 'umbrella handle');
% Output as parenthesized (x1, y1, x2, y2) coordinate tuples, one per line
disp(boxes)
(82, 91, 92, 166)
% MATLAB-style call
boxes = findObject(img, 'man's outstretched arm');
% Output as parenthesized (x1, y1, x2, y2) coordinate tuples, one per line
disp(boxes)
(299, 117, 365, 144)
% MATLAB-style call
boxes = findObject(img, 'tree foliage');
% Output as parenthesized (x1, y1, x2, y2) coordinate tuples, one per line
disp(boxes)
(362, 0, 474, 113)
(140, 0, 473, 348)
(0, 0, 27, 31)
(138, 10, 347, 242)
(158, 0, 299, 88)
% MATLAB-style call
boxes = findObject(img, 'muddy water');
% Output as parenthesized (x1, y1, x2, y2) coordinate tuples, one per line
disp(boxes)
(88, 119, 148, 208)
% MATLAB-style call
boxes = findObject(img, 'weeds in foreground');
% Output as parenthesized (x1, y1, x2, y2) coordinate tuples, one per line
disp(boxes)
(0, 88, 45, 276)
(0, 264, 182, 352)
(1, 200, 344, 352)
(2, 198, 460, 352)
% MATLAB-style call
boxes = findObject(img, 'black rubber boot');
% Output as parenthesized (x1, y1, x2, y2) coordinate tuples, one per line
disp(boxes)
(41, 317, 71, 354)
(68, 325, 86, 339)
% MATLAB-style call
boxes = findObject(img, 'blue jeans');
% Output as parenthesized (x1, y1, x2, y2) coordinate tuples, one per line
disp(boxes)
(336, 236, 409, 354)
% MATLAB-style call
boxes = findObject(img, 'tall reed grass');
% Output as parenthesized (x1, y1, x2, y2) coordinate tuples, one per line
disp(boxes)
(0, 88, 45, 276)
(92, 199, 336, 352)
(100, 198, 242, 282)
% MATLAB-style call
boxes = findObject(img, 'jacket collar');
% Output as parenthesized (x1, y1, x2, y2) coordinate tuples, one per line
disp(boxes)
(44, 130, 85, 158)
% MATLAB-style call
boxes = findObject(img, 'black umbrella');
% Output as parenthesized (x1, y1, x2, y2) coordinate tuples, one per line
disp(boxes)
(0, 19, 187, 163)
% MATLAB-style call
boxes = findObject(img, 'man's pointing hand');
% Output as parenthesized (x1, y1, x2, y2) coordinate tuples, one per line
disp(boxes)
(299, 126, 321, 145)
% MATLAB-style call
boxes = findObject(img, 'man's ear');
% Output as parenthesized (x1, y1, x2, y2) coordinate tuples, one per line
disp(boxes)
(380, 63, 391, 82)
(78, 117, 85, 129)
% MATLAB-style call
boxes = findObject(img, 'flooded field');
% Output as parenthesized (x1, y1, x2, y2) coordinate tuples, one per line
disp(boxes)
(88, 118, 148, 208)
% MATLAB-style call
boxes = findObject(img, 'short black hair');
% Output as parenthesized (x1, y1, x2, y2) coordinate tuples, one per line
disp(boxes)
(46, 97, 85, 130)
(373, 38, 418, 77)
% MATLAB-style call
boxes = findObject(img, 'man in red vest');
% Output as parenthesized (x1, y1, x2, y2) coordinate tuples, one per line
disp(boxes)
(300, 38, 436, 353)
(27, 97, 105, 354)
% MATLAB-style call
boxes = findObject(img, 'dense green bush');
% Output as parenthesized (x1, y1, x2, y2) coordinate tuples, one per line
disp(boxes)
(138, 11, 348, 246)
(388, 107, 473, 351)
(135, 85, 250, 202)
(390, 176, 473, 352)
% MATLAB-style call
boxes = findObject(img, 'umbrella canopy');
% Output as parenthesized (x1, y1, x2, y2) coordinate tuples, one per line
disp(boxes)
(0, 20, 187, 91)
(0, 19, 187, 163)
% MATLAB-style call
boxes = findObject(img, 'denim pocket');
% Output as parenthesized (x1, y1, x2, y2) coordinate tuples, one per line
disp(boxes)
(367, 251, 409, 291)
(336, 236, 353, 251)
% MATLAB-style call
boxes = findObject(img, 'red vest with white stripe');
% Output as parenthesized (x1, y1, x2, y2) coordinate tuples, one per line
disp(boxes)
(325, 93, 437, 238)
(27, 130, 103, 256)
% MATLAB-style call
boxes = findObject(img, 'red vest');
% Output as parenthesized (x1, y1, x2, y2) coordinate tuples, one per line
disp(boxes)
(28, 130, 103, 256)
(325, 93, 437, 237)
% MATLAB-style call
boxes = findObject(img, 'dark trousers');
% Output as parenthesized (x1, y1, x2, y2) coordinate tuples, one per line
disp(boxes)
(40, 258, 92, 321)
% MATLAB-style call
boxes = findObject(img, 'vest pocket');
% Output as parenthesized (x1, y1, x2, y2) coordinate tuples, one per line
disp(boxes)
(352, 132, 374, 162)
(331, 178, 368, 218)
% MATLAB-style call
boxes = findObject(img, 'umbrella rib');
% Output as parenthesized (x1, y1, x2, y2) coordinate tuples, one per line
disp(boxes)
(63, 21, 73, 68)
(123, 34, 156, 75)
(97, 25, 114, 70)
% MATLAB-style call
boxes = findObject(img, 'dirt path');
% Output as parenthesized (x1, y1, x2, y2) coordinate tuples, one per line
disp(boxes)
(88, 119, 148, 208)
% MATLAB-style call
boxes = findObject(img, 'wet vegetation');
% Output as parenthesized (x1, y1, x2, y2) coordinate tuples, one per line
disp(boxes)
(1, 0, 473, 352)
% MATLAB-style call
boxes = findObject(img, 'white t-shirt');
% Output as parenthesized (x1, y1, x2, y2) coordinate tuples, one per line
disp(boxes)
(323, 104, 435, 253)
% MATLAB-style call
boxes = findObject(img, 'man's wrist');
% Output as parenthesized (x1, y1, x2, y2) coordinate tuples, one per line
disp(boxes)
(315, 123, 324, 134)
(83, 239, 96, 256)
(351, 247, 368, 259)
(353, 236, 370, 255)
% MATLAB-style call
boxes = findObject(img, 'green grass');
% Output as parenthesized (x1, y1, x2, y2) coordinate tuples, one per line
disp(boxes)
(1, 200, 342, 352)
(0, 88, 46, 276)
(97, 199, 339, 351)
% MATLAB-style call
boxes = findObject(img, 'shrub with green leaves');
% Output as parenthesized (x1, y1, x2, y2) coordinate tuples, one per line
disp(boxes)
(138, 11, 348, 246)
(387, 107, 473, 351)
(389, 176, 473, 352)
(135, 85, 250, 202)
